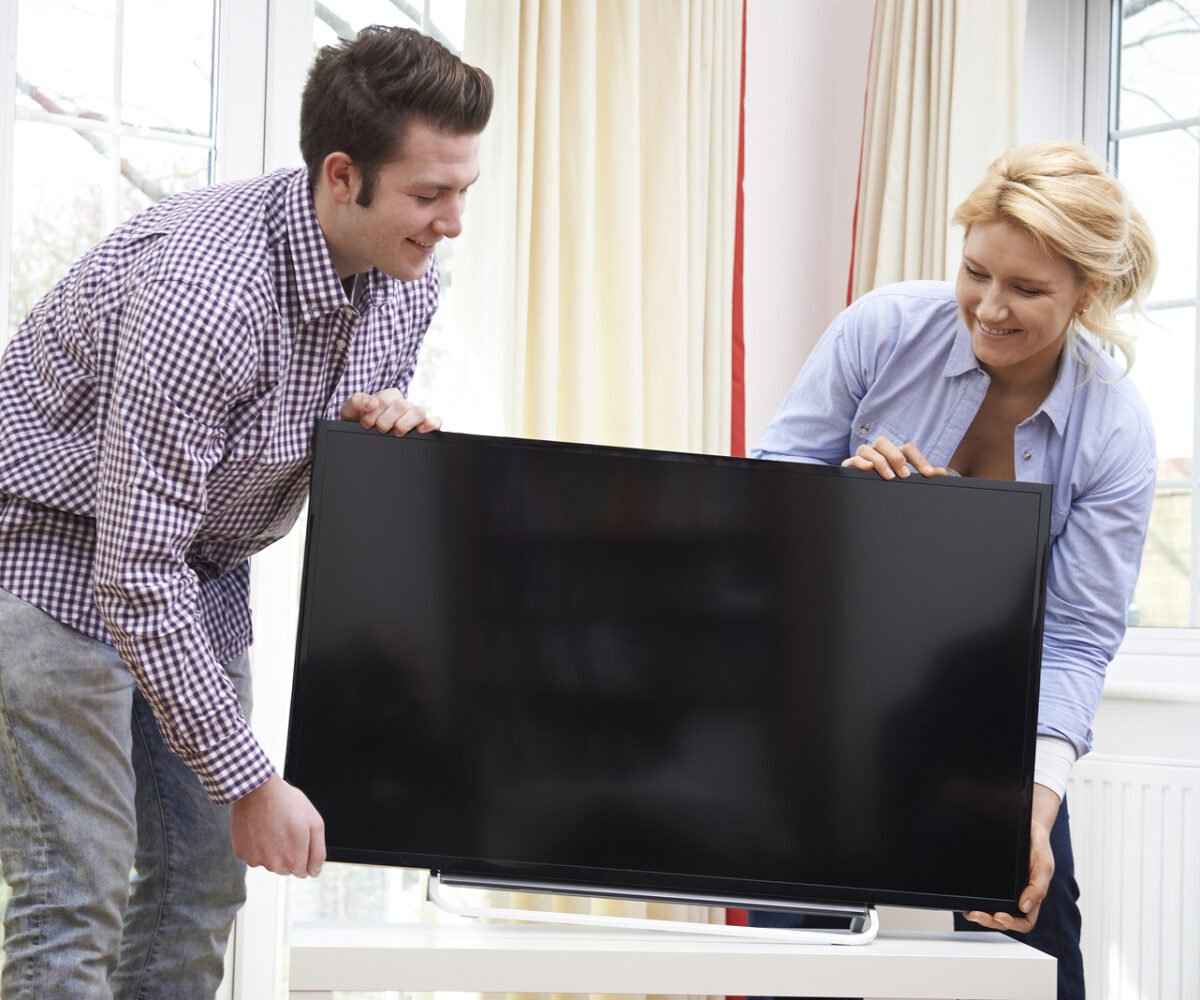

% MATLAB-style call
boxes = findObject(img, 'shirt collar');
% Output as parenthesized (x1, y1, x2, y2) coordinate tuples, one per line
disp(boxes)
(284, 170, 354, 324)
(943, 315, 979, 378)
(1035, 335, 1079, 435)
(360, 267, 396, 310)
(943, 315, 1078, 436)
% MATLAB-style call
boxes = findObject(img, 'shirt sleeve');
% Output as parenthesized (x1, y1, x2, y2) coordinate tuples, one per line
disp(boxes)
(751, 314, 868, 465)
(94, 278, 274, 804)
(1038, 416, 1156, 757)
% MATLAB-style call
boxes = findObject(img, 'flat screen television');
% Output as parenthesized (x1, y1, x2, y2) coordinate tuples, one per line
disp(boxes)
(284, 422, 1051, 915)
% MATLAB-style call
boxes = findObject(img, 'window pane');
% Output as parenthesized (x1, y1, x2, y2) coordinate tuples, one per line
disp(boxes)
(315, 0, 421, 46)
(121, 0, 216, 136)
(17, 0, 115, 120)
(117, 138, 213, 221)
(1131, 488, 1192, 627)
(430, 0, 466, 51)
(9, 122, 111, 333)
(1126, 306, 1196, 482)
(288, 864, 427, 927)
(1117, 0, 1200, 133)
(1116, 130, 1199, 304)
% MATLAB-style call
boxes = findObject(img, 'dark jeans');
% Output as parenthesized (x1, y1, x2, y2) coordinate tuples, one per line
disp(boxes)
(748, 798, 1084, 1000)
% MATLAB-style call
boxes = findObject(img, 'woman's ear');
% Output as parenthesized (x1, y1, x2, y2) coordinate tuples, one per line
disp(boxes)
(1074, 279, 1101, 318)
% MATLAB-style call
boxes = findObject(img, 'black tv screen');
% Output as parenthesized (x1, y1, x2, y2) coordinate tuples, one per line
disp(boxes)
(285, 422, 1050, 914)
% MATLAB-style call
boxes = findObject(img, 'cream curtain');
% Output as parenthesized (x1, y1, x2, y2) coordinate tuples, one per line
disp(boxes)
(455, 0, 741, 454)
(849, 0, 1025, 299)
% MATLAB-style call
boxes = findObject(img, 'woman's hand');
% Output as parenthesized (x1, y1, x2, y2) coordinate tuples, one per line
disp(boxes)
(841, 436, 950, 480)
(963, 784, 1060, 933)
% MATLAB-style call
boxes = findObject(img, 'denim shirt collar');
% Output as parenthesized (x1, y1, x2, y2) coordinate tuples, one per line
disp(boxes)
(943, 316, 1077, 436)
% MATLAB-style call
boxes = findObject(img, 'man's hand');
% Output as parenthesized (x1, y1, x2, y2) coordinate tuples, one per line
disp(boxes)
(963, 783, 1059, 933)
(341, 389, 441, 436)
(230, 774, 326, 877)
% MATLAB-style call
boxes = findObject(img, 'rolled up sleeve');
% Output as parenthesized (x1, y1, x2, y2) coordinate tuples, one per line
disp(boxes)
(752, 321, 867, 465)
(1038, 424, 1156, 756)
(94, 279, 274, 803)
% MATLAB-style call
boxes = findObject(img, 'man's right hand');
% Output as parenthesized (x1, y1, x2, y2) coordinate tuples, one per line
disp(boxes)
(231, 774, 326, 877)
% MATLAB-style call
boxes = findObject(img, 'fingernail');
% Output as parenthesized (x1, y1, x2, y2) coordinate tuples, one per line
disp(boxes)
(899, 466, 910, 477)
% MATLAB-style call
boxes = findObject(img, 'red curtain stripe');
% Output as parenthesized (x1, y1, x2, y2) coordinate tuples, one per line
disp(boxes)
(846, 1, 879, 307)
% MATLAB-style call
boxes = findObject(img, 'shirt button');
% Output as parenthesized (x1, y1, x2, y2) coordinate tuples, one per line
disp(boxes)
(335, 338, 347, 352)
(859, 423, 871, 434)
(1022, 449, 1033, 461)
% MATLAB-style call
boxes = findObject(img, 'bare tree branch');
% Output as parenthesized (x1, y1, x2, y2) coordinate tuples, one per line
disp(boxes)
(1123, 0, 1167, 17)
(1123, 26, 1200, 48)
(1164, 0, 1200, 30)
(15, 74, 169, 202)
(1120, 85, 1200, 142)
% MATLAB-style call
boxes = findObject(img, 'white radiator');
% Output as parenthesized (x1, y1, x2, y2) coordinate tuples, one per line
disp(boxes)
(1068, 754, 1200, 1000)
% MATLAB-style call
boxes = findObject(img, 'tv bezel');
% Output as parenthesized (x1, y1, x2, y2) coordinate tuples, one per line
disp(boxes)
(285, 421, 1052, 915)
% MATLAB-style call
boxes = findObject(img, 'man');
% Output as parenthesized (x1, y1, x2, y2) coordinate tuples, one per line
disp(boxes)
(0, 25, 491, 999)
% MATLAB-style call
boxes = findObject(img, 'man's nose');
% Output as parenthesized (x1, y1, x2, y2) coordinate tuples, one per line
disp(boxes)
(433, 196, 464, 239)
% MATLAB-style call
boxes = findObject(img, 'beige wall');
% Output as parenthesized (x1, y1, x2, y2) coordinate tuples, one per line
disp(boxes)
(743, 0, 875, 449)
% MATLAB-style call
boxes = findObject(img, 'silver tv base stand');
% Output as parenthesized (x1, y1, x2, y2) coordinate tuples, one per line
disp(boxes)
(428, 873, 880, 945)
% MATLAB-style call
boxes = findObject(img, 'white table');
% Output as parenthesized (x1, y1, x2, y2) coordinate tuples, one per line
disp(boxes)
(288, 923, 1056, 998)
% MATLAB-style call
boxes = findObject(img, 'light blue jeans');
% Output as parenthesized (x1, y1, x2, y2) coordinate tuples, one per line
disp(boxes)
(0, 587, 250, 1000)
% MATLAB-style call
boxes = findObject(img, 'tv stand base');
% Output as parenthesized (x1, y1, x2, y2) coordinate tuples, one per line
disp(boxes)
(427, 873, 879, 945)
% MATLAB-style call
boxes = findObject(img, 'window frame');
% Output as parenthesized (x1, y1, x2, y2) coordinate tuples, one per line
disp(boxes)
(0, 0, 16, 348)
(1086, 0, 1200, 632)
(1079, 0, 1200, 661)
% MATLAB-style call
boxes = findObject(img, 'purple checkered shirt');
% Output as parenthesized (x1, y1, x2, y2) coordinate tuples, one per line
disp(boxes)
(0, 168, 438, 803)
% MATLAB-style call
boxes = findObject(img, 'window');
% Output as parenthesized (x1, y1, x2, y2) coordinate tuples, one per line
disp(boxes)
(3, 0, 219, 343)
(1103, 0, 1200, 628)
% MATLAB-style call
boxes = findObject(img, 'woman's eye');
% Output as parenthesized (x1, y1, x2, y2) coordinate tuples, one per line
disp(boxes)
(1015, 286, 1042, 297)
(965, 266, 986, 280)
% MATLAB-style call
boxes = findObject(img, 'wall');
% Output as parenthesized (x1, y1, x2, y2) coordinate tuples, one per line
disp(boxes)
(742, 0, 875, 448)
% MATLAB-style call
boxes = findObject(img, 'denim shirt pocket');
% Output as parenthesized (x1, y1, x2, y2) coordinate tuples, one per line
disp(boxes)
(851, 412, 911, 450)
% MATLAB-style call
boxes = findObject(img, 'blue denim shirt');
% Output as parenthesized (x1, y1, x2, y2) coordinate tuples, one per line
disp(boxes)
(753, 281, 1157, 756)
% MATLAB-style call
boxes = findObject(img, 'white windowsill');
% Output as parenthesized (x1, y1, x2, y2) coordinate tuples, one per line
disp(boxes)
(1107, 627, 1200, 703)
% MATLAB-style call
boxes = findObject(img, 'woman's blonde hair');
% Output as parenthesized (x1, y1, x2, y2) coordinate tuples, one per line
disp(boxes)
(953, 141, 1157, 369)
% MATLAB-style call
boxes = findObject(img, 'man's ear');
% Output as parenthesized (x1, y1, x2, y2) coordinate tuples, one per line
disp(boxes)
(321, 152, 360, 205)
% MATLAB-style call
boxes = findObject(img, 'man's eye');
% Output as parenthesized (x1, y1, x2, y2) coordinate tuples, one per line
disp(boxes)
(413, 194, 437, 204)
(965, 266, 986, 280)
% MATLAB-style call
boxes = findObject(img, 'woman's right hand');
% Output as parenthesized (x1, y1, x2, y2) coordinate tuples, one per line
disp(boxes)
(841, 436, 950, 480)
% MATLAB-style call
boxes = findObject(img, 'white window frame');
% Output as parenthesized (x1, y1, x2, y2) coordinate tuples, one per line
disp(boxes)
(1077, 0, 1200, 675)
(0, 0, 16, 347)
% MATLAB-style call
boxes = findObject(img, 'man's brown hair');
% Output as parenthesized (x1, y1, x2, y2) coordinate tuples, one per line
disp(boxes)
(300, 26, 493, 206)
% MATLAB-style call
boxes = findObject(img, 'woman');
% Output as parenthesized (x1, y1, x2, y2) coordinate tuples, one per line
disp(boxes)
(753, 142, 1157, 1000)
